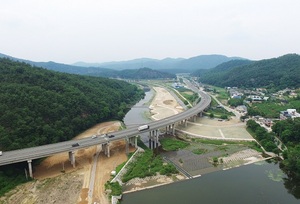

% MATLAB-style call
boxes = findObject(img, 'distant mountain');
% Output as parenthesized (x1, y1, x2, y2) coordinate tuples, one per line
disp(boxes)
(74, 57, 185, 70)
(175, 55, 244, 71)
(0, 53, 174, 79)
(73, 54, 244, 73)
(198, 54, 300, 90)
(0, 53, 110, 75)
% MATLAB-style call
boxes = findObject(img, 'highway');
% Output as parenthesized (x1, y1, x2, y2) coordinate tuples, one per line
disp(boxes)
(0, 89, 211, 166)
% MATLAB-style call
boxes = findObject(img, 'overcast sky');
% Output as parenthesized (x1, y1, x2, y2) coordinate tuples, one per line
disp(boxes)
(1, 0, 300, 64)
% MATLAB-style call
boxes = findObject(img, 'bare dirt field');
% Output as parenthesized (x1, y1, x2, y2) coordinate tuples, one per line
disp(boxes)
(178, 117, 254, 141)
(149, 87, 184, 120)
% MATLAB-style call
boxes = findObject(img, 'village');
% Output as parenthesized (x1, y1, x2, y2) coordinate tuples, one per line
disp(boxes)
(201, 85, 300, 131)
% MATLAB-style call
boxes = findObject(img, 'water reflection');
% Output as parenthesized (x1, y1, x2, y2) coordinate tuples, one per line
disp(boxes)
(281, 166, 300, 199)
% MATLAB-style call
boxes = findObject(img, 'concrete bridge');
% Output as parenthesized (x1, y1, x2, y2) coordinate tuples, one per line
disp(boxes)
(0, 90, 211, 178)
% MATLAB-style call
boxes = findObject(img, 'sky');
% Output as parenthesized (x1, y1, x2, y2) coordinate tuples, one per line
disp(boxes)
(1, 0, 300, 64)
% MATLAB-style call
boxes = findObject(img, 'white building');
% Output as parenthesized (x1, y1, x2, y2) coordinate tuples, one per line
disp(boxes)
(280, 109, 300, 120)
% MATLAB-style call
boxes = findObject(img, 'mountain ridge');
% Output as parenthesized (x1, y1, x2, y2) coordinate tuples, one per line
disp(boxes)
(0, 52, 246, 75)
(72, 54, 244, 72)
(195, 53, 300, 90)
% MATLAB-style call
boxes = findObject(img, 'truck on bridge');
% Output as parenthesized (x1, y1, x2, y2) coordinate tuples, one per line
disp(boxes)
(138, 125, 150, 131)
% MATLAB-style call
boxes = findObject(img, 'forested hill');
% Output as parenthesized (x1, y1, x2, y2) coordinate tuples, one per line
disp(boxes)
(191, 59, 253, 77)
(197, 54, 300, 89)
(97, 67, 176, 79)
(0, 58, 144, 151)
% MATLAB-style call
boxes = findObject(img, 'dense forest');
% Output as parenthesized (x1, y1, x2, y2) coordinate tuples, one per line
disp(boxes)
(0, 58, 144, 151)
(195, 54, 300, 90)
(192, 59, 253, 77)
(272, 118, 300, 177)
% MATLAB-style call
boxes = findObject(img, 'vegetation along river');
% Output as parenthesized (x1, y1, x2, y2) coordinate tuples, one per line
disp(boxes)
(121, 87, 300, 204)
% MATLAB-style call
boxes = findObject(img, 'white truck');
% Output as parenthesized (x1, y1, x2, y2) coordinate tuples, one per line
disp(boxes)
(138, 125, 149, 131)
(0, 151, 2, 156)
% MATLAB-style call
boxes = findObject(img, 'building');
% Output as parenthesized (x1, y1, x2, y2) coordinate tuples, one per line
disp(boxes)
(263, 118, 273, 127)
(236, 105, 247, 113)
(280, 109, 300, 120)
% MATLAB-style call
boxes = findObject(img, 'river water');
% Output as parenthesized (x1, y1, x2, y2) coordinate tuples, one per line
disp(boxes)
(121, 161, 299, 204)
(121, 89, 300, 204)
(123, 89, 153, 128)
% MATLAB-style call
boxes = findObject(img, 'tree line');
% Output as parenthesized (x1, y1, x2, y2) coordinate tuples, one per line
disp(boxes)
(247, 118, 300, 177)
(272, 118, 300, 177)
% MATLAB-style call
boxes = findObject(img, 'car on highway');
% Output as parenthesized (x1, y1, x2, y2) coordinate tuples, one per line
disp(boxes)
(0, 151, 2, 156)
(72, 143, 79, 147)
(108, 135, 115, 138)
(91, 135, 97, 139)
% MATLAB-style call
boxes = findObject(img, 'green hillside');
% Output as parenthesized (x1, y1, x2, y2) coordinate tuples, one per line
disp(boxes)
(0, 58, 144, 151)
(98, 67, 176, 79)
(198, 54, 300, 90)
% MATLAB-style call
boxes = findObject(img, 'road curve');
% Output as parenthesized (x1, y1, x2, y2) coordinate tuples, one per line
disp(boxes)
(0, 90, 211, 166)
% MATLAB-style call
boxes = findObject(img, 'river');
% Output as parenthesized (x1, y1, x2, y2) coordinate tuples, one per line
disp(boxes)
(123, 89, 153, 128)
(121, 161, 299, 203)
(121, 88, 300, 204)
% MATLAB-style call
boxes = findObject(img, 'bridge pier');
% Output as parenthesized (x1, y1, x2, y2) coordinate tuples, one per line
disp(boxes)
(193, 115, 197, 122)
(125, 137, 129, 155)
(135, 136, 137, 148)
(68, 151, 76, 168)
(107, 143, 110, 157)
(27, 159, 33, 178)
(155, 129, 159, 148)
(172, 124, 175, 135)
(103, 143, 110, 157)
(148, 131, 152, 149)
(148, 130, 160, 150)
(129, 136, 137, 148)
(151, 130, 155, 149)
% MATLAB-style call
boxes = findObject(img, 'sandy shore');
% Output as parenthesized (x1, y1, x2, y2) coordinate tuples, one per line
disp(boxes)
(149, 86, 184, 120)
